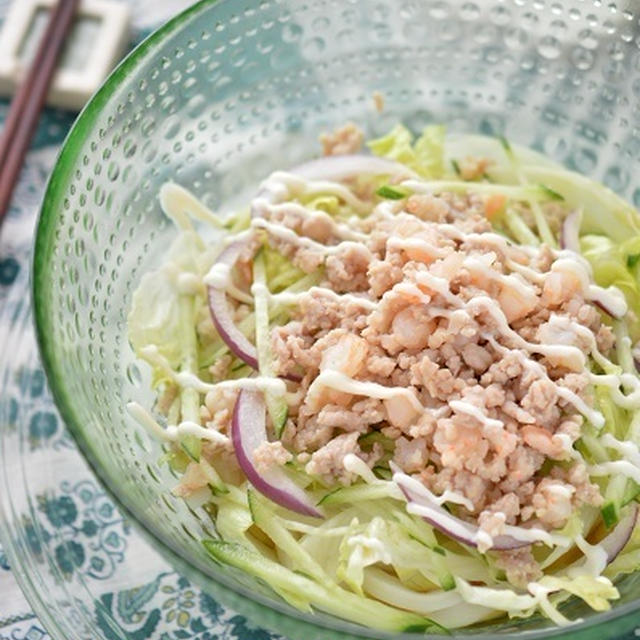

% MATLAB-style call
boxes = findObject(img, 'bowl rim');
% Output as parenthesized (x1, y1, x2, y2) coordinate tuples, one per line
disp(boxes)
(30, 0, 640, 637)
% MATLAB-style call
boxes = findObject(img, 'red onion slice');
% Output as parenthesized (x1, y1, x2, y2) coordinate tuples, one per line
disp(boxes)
(602, 503, 638, 564)
(560, 209, 581, 253)
(207, 241, 259, 369)
(232, 389, 322, 518)
(394, 472, 530, 551)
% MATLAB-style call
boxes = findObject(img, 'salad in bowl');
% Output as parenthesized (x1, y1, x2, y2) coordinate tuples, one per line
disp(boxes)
(126, 122, 640, 632)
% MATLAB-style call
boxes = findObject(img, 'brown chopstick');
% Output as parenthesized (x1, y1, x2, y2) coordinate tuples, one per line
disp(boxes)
(0, 0, 80, 222)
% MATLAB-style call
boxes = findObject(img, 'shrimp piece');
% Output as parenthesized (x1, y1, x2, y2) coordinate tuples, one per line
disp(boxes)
(172, 462, 208, 498)
(433, 420, 488, 472)
(403, 245, 439, 264)
(391, 306, 433, 350)
(521, 425, 570, 460)
(541, 270, 582, 306)
(497, 278, 538, 323)
(532, 478, 575, 529)
(320, 333, 369, 377)
(430, 252, 465, 281)
(308, 334, 369, 410)
(405, 194, 450, 223)
(384, 394, 421, 431)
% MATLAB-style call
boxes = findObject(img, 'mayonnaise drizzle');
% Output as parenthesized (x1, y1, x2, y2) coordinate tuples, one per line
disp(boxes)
(394, 469, 475, 511)
(600, 432, 640, 464)
(127, 401, 229, 445)
(252, 217, 371, 258)
(589, 460, 640, 484)
(405, 501, 569, 550)
(594, 433, 640, 484)
(463, 254, 538, 299)
(467, 295, 587, 371)
(203, 261, 254, 304)
(448, 399, 504, 433)
(140, 345, 286, 396)
(485, 335, 605, 428)
(309, 370, 424, 413)
(589, 373, 640, 409)
(386, 236, 448, 260)
(256, 170, 370, 214)
(251, 282, 377, 311)
(253, 199, 368, 242)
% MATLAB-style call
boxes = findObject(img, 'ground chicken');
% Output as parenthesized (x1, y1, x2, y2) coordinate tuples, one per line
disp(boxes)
(305, 433, 364, 485)
(252, 441, 293, 474)
(211, 171, 618, 544)
(493, 547, 543, 589)
(320, 122, 364, 156)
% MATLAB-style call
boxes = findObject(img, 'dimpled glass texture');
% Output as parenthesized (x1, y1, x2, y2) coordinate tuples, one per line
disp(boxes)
(32, 0, 640, 638)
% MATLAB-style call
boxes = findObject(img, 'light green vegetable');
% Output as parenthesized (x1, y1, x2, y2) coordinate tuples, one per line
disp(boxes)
(523, 165, 640, 243)
(368, 124, 446, 178)
(253, 251, 288, 435)
(203, 540, 446, 632)
(128, 232, 203, 386)
(581, 234, 640, 339)
(413, 125, 446, 178)
(318, 482, 400, 506)
(539, 575, 619, 612)
(376, 184, 410, 200)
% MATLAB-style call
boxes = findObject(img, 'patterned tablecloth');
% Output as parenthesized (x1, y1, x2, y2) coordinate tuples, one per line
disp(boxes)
(0, 2, 279, 639)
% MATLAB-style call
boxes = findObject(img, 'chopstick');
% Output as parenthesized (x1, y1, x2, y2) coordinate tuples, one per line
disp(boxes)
(0, 0, 80, 222)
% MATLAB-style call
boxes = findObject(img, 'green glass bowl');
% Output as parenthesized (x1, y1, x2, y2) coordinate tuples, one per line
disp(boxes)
(32, 0, 640, 637)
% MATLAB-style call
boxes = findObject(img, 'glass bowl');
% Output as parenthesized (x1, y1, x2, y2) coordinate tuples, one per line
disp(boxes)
(32, 0, 640, 637)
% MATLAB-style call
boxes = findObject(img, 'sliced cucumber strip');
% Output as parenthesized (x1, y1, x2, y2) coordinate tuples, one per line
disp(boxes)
(253, 251, 288, 435)
(203, 540, 446, 632)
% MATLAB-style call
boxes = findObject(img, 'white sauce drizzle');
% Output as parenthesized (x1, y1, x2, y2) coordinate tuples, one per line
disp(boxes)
(589, 373, 640, 409)
(395, 471, 570, 550)
(254, 200, 368, 242)
(394, 470, 475, 511)
(448, 399, 504, 434)
(256, 171, 370, 215)
(140, 345, 286, 396)
(203, 263, 231, 288)
(589, 460, 640, 484)
(127, 401, 229, 445)
(251, 217, 371, 258)
(343, 453, 384, 485)
(309, 370, 424, 413)
(251, 282, 377, 311)
(600, 432, 640, 464)
(485, 335, 605, 428)
(386, 236, 448, 260)
(463, 254, 538, 299)
(551, 255, 628, 317)
(202, 258, 254, 304)
(468, 295, 587, 371)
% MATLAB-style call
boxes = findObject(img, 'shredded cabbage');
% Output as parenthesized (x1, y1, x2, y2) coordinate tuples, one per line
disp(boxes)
(539, 575, 619, 612)
(128, 232, 203, 386)
(368, 124, 446, 178)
